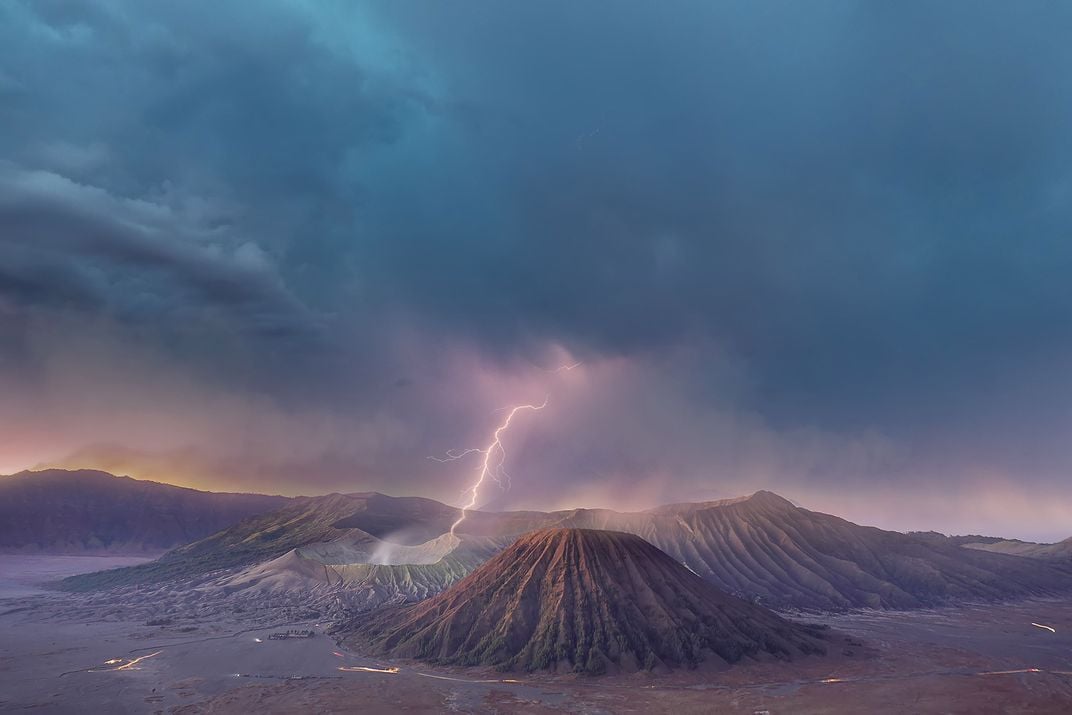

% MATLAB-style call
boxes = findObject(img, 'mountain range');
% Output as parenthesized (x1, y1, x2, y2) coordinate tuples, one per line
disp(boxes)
(963, 536, 1072, 562)
(48, 472, 1072, 612)
(0, 469, 289, 554)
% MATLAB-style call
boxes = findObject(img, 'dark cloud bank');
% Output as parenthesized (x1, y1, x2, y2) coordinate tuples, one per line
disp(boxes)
(2, 1, 1072, 540)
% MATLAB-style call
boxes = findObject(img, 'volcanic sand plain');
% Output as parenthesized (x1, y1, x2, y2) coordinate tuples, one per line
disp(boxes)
(2, 556, 1072, 714)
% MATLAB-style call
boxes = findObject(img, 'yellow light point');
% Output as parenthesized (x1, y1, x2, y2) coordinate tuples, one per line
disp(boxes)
(113, 651, 162, 671)
(447, 398, 548, 536)
(338, 665, 399, 674)
(978, 668, 1043, 676)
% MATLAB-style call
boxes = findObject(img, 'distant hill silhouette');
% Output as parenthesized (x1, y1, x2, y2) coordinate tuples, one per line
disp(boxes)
(963, 536, 1072, 563)
(0, 469, 288, 555)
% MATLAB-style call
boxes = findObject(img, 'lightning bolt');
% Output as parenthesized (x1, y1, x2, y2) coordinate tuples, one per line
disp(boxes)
(427, 448, 484, 463)
(432, 398, 548, 535)
(527, 359, 583, 373)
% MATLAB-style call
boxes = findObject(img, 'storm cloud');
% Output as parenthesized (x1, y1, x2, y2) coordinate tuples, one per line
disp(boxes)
(3, 1, 1072, 540)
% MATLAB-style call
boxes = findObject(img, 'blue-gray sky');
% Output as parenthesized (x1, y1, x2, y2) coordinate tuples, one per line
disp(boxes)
(2, 1, 1072, 539)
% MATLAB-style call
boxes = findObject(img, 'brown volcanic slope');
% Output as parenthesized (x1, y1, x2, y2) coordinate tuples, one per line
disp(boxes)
(0, 469, 288, 555)
(346, 528, 828, 674)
